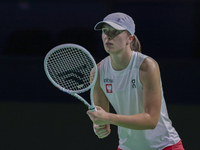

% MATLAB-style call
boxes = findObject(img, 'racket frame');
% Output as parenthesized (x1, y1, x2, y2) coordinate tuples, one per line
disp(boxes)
(44, 43, 97, 111)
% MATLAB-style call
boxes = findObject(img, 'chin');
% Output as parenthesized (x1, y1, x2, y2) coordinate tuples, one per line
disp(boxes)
(105, 48, 113, 54)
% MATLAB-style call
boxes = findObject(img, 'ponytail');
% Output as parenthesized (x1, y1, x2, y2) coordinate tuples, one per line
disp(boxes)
(130, 35, 141, 53)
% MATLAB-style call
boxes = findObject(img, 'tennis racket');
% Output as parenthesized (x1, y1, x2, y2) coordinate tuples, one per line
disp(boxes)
(44, 43, 97, 111)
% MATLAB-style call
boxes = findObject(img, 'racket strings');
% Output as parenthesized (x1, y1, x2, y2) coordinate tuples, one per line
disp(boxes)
(47, 47, 94, 92)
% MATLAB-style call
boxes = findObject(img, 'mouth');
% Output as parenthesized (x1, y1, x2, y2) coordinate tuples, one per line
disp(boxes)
(105, 42, 113, 46)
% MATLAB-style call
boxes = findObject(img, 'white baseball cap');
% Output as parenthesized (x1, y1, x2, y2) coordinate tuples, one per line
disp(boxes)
(94, 12, 135, 35)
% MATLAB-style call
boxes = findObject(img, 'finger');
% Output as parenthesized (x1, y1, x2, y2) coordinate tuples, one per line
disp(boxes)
(94, 124, 104, 135)
(86, 110, 92, 115)
(97, 130, 111, 139)
(94, 124, 111, 138)
(94, 128, 106, 135)
(94, 124, 106, 129)
(95, 127, 111, 135)
(96, 127, 111, 134)
(94, 125, 106, 130)
(95, 106, 101, 110)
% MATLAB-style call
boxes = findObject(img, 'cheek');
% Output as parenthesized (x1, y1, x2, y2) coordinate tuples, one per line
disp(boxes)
(115, 38, 127, 46)
(102, 34, 106, 42)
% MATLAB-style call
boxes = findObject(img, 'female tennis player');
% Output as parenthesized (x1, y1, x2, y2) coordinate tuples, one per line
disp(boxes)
(87, 12, 184, 150)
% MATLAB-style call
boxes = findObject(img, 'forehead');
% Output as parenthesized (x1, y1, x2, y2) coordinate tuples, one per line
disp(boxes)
(102, 23, 116, 29)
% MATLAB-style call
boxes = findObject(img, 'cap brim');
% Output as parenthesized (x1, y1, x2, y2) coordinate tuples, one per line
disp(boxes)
(94, 21, 126, 31)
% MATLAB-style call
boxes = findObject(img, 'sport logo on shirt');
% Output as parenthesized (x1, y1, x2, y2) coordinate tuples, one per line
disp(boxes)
(104, 78, 114, 83)
(106, 84, 113, 93)
(131, 79, 136, 88)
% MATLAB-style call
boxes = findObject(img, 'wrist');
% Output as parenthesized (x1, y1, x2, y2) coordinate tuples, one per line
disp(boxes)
(105, 112, 114, 125)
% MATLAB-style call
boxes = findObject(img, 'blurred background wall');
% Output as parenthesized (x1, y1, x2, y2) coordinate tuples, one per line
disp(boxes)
(0, 0, 199, 149)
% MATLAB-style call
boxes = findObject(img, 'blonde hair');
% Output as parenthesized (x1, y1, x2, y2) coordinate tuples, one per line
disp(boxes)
(130, 35, 141, 53)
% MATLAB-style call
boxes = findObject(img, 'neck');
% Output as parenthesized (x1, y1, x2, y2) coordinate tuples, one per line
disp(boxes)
(110, 49, 133, 71)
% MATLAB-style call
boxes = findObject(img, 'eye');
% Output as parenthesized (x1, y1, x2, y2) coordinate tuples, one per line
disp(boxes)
(113, 30, 119, 35)
(102, 28, 108, 34)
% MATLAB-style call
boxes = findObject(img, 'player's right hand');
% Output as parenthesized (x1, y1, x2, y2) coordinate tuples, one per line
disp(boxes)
(93, 124, 111, 139)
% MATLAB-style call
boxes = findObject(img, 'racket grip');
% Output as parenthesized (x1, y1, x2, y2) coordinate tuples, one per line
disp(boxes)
(89, 106, 97, 111)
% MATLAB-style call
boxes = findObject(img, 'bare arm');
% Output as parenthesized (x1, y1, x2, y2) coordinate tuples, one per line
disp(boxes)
(88, 57, 162, 130)
(91, 62, 110, 112)
(89, 62, 111, 138)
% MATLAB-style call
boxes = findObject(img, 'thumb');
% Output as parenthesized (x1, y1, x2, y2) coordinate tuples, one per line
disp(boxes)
(86, 109, 94, 115)
(95, 106, 102, 110)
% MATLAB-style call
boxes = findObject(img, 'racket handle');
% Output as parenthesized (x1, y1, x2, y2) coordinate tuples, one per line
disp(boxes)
(89, 106, 97, 111)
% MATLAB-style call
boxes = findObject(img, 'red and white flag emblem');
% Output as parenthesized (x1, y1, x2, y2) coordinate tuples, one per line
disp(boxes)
(106, 84, 112, 93)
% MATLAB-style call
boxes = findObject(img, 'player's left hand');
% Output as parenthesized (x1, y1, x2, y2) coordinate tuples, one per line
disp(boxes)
(93, 124, 111, 139)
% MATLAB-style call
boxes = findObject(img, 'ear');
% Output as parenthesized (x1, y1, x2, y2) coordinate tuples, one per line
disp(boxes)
(127, 35, 134, 45)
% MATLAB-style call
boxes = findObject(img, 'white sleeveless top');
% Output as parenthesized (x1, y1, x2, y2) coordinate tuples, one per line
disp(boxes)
(100, 51, 180, 150)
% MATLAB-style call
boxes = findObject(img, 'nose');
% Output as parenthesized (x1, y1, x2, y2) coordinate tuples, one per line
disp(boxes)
(105, 33, 112, 40)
